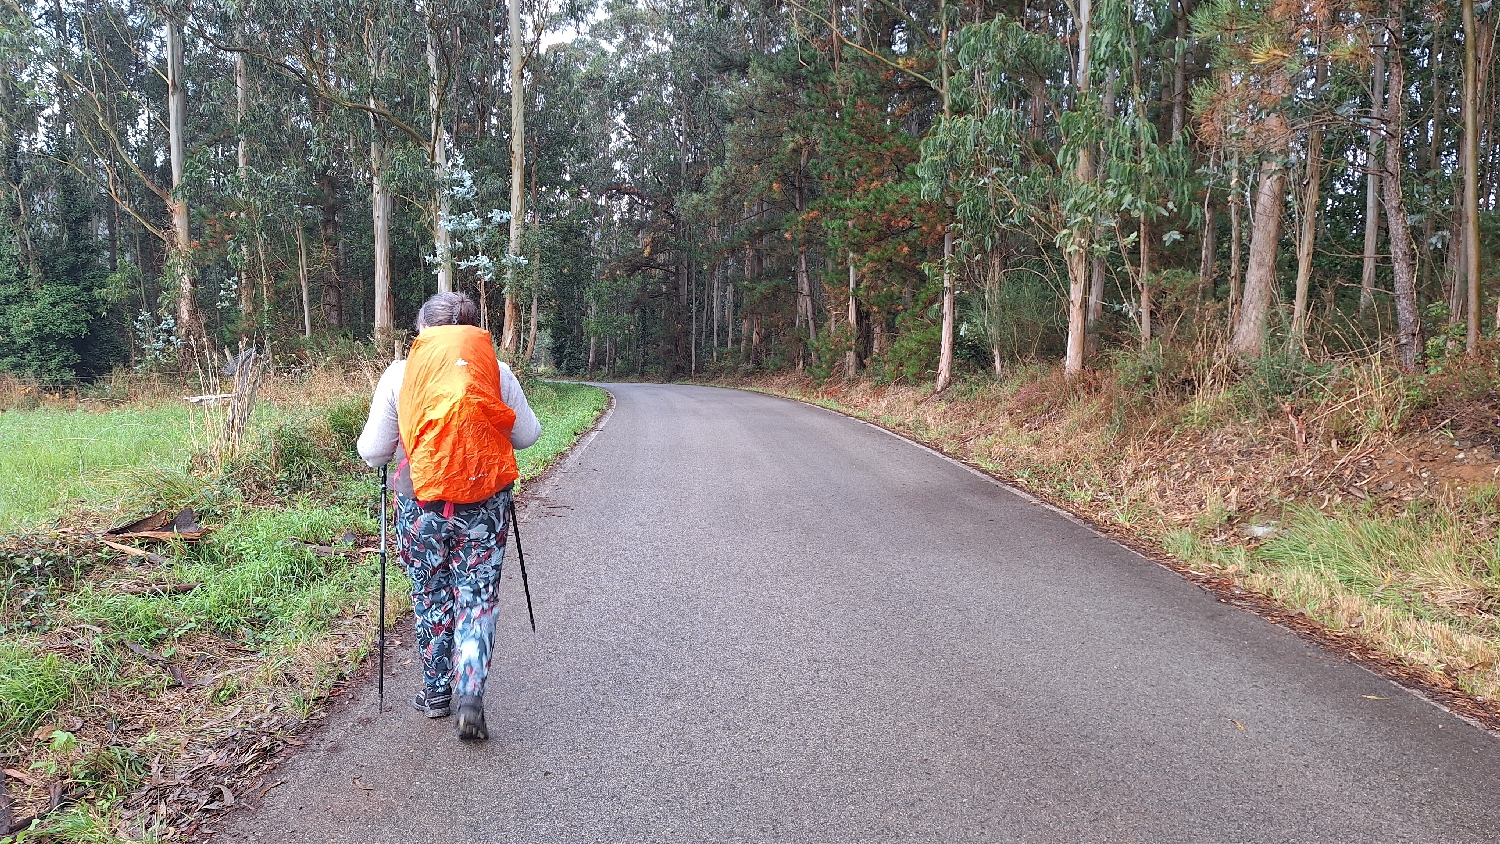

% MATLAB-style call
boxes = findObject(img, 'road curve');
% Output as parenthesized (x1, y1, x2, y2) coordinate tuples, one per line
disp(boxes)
(213, 383, 1500, 844)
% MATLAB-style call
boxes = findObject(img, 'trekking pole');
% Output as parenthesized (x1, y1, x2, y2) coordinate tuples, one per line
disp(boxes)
(506, 498, 536, 632)
(377, 464, 388, 712)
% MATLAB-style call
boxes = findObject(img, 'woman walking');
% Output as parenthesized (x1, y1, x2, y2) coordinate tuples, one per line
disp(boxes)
(358, 291, 542, 740)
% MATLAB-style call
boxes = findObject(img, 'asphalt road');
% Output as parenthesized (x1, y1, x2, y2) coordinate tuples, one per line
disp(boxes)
(212, 383, 1500, 844)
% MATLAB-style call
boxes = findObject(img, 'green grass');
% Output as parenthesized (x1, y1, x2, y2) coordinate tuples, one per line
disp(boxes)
(0, 376, 609, 841)
(1255, 503, 1500, 631)
(518, 380, 610, 481)
(0, 642, 81, 743)
(0, 405, 197, 532)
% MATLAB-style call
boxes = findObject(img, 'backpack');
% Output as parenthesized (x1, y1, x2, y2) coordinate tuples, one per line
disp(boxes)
(397, 325, 519, 504)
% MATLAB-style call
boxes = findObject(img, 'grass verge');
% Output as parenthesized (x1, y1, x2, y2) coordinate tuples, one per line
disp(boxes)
(0, 407, 195, 534)
(0, 370, 606, 843)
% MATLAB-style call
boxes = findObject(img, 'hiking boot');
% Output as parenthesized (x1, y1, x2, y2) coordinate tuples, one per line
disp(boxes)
(455, 695, 488, 741)
(412, 688, 451, 718)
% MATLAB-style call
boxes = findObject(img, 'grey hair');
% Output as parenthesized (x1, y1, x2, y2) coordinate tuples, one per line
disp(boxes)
(415, 292, 480, 332)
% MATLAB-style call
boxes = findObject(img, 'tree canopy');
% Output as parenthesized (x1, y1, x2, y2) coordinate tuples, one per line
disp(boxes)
(0, 0, 1494, 383)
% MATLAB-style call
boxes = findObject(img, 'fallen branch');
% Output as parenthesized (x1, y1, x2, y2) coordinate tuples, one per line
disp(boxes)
(114, 529, 209, 542)
(108, 509, 206, 540)
(121, 641, 188, 686)
(96, 537, 169, 565)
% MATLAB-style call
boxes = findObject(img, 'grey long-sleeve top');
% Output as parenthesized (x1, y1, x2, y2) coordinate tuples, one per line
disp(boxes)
(356, 359, 542, 498)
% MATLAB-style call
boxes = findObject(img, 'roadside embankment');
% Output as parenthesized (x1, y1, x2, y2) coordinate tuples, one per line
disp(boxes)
(724, 351, 1500, 725)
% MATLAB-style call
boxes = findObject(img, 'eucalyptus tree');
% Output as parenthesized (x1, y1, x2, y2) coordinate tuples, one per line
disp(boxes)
(1379, 0, 1421, 370)
(919, 13, 1103, 376)
(27, 0, 216, 358)
(1195, 0, 1301, 358)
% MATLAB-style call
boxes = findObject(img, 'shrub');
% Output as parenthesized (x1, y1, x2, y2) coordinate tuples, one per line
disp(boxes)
(1234, 348, 1334, 412)
(325, 397, 368, 458)
(227, 415, 355, 500)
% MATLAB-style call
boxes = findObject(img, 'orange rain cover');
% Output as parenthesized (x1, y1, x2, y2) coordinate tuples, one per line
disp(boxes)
(398, 325, 518, 504)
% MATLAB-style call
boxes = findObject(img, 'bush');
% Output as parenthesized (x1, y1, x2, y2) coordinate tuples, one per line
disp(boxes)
(227, 415, 355, 499)
(325, 397, 368, 458)
(1234, 348, 1334, 411)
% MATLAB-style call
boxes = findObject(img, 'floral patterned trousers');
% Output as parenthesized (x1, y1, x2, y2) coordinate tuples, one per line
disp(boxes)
(394, 488, 511, 699)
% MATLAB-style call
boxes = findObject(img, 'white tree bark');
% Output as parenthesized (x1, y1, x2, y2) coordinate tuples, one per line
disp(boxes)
(372, 135, 393, 341)
(1063, 0, 1093, 377)
(371, 35, 393, 343)
(166, 21, 202, 354)
(935, 0, 956, 389)
(1291, 59, 1326, 349)
(236, 49, 254, 340)
(1360, 30, 1386, 313)
(500, 0, 526, 352)
(427, 19, 453, 294)
(936, 228, 956, 390)
(1381, 8, 1421, 371)
(295, 226, 313, 338)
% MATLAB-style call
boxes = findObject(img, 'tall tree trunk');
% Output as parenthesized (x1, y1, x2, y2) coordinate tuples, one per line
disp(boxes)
(525, 289, 539, 365)
(1291, 57, 1327, 351)
(587, 301, 597, 372)
(1360, 29, 1387, 313)
(1086, 253, 1106, 357)
(370, 31, 393, 345)
(1463, 0, 1483, 350)
(1421, 44, 1446, 297)
(371, 132, 393, 343)
(989, 251, 1005, 374)
(1139, 218, 1152, 348)
(500, 0, 526, 353)
(1198, 196, 1217, 302)
(937, 228, 956, 390)
(1064, 0, 1094, 377)
(1171, 0, 1187, 143)
(846, 254, 859, 376)
(1086, 72, 1118, 359)
(720, 271, 732, 350)
(1446, 179, 1466, 306)
(935, 0, 955, 391)
(1228, 155, 1243, 322)
(427, 21, 453, 294)
(1382, 8, 1421, 371)
(318, 171, 342, 329)
(235, 49, 254, 341)
(166, 20, 204, 357)
(794, 147, 818, 365)
(295, 226, 313, 338)
(1230, 155, 1287, 357)
(256, 233, 271, 340)
(691, 256, 699, 374)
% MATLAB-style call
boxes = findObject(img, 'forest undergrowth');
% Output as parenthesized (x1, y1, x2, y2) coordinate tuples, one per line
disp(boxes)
(0, 363, 608, 843)
(727, 342, 1500, 723)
